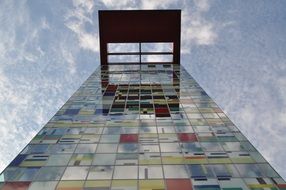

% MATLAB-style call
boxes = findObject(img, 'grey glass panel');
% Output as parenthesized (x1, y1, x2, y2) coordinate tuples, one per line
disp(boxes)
(61, 166, 89, 180)
(47, 144, 77, 153)
(35, 167, 65, 181)
(96, 144, 118, 153)
(235, 164, 263, 177)
(28, 181, 58, 190)
(118, 143, 138, 153)
(116, 153, 138, 165)
(258, 164, 280, 177)
(181, 142, 203, 153)
(113, 166, 138, 179)
(188, 164, 214, 178)
(210, 164, 239, 178)
(46, 154, 72, 166)
(163, 165, 189, 179)
(160, 143, 181, 152)
(139, 165, 163, 179)
(201, 142, 224, 151)
(100, 135, 120, 143)
(93, 154, 116, 165)
(75, 144, 97, 153)
(1, 167, 39, 181)
(88, 166, 114, 180)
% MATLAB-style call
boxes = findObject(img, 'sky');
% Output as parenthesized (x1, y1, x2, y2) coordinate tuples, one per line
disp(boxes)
(0, 0, 286, 179)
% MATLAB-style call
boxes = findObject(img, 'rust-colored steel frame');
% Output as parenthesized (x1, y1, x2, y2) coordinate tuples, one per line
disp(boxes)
(99, 10, 181, 66)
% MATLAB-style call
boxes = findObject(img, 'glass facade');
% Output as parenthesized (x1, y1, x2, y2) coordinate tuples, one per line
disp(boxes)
(0, 64, 285, 190)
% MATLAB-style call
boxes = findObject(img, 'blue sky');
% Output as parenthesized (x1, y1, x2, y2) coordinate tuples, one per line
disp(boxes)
(0, 0, 286, 179)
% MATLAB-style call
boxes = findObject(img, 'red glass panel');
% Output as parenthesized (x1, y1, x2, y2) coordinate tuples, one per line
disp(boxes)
(2, 182, 31, 190)
(178, 133, 197, 142)
(155, 107, 170, 117)
(120, 134, 138, 143)
(166, 179, 192, 190)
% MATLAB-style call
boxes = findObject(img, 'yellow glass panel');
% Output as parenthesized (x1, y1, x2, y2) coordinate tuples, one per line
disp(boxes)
(139, 180, 165, 190)
(207, 158, 232, 164)
(248, 184, 274, 188)
(162, 156, 184, 164)
(57, 181, 84, 190)
(112, 180, 137, 189)
(184, 156, 208, 164)
(85, 180, 111, 188)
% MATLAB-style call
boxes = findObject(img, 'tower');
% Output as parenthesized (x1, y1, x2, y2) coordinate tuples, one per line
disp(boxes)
(0, 10, 285, 190)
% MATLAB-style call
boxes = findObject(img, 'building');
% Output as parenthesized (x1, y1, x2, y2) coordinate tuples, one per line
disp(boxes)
(0, 10, 285, 190)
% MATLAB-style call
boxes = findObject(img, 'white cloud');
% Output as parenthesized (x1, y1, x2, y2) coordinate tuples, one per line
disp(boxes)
(65, 0, 99, 52)
(61, 47, 76, 74)
(101, 0, 138, 9)
(181, 0, 217, 53)
(140, 0, 176, 9)
(193, 0, 210, 12)
(0, 0, 92, 173)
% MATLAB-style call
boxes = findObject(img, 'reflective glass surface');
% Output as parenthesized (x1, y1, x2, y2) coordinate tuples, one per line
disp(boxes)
(0, 64, 284, 190)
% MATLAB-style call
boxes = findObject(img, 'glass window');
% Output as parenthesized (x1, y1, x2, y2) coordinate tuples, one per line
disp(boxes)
(61, 166, 89, 180)
(46, 154, 72, 166)
(2, 167, 39, 181)
(120, 134, 139, 143)
(160, 143, 181, 152)
(219, 178, 249, 190)
(157, 126, 175, 133)
(85, 180, 111, 189)
(75, 144, 97, 153)
(166, 179, 192, 190)
(163, 165, 189, 179)
(111, 180, 137, 190)
(201, 142, 224, 152)
(210, 164, 239, 178)
(108, 43, 139, 53)
(108, 54, 139, 63)
(57, 181, 84, 189)
(139, 127, 157, 134)
(87, 166, 114, 180)
(141, 42, 173, 52)
(96, 144, 118, 153)
(139, 144, 160, 153)
(113, 166, 138, 179)
(159, 134, 178, 143)
(139, 180, 164, 190)
(80, 135, 100, 143)
(116, 153, 138, 165)
(100, 135, 120, 143)
(250, 152, 266, 162)
(181, 142, 203, 153)
(21, 144, 49, 154)
(191, 178, 220, 190)
(258, 164, 280, 177)
(35, 167, 65, 181)
(139, 165, 163, 179)
(178, 133, 198, 142)
(47, 144, 77, 153)
(188, 164, 214, 178)
(29, 181, 58, 190)
(93, 153, 116, 165)
(141, 54, 173, 63)
(118, 143, 138, 153)
(103, 127, 122, 135)
(235, 164, 263, 177)
(0, 182, 31, 190)
(68, 154, 93, 166)
(139, 153, 161, 165)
